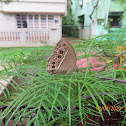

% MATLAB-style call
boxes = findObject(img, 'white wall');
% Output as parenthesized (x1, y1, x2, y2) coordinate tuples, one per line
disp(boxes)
(1, 0, 67, 15)
(0, 13, 16, 29)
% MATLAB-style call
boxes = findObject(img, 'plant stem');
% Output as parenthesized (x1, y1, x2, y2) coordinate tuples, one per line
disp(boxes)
(96, 51, 126, 73)
(93, 76, 126, 83)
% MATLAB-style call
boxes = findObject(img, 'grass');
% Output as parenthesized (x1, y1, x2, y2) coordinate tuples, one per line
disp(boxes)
(0, 28, 126, 125)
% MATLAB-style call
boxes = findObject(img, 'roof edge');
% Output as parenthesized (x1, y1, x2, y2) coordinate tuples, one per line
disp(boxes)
(3, 11, 65, 15)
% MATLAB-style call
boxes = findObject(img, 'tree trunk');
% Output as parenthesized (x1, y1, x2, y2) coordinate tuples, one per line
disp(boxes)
(89, 0, 100, 19)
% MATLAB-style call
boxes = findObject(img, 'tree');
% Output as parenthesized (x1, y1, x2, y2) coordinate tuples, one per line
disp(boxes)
(89, 0, 100, 19)
(67, 0, 72, 18)
(62, 0, 79, 37)
(0, 0, 13, 3)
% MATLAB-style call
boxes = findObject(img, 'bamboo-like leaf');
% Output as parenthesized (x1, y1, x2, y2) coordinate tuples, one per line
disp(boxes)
(85, 85, 104, 120)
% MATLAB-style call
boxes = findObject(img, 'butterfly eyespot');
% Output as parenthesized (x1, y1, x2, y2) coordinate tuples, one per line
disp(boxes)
(52, 66, 55, 68)
(60, 50, 63, 54)
(52, 62, 55, 64)
(58, 55, 61, 58)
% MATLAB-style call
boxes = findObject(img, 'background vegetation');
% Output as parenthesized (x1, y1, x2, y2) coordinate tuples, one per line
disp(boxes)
(62, 16, 79, 38)
(62, 0, 79, 37)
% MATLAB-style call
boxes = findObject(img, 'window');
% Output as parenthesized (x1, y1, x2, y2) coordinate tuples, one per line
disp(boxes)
(109, 16, 121, 28)
(55, 20, 59, 24)
(109, 13, 122, 28)
(79, 15, 84, 29)
(48, 15, 54, 27)
(54, 16, 60, 25)
(28, 15, 33, 28)
(41, 15, 46, 28)
(34, 15, 39, 28)
(16, 14, 27, 28)
(16, 14, 54, 29)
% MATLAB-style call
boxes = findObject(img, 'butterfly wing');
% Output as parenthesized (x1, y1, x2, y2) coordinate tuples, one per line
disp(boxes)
(46, 39, 76, 74)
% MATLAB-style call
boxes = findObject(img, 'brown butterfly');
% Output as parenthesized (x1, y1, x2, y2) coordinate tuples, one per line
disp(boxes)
(46, 38, 76, 74)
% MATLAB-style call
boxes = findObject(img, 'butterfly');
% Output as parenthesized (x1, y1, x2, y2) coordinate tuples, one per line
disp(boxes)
(46, 38, 76, 74)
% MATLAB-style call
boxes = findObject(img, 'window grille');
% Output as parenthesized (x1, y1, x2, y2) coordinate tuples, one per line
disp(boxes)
(16, 14, 27, 28)
(16, 14, 54, 29)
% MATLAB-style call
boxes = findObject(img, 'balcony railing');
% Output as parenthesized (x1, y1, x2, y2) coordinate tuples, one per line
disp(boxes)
(0, 29, 50, 42)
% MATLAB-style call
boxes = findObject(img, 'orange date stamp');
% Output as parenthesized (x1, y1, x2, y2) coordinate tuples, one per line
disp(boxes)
(96, 106, 126, 111)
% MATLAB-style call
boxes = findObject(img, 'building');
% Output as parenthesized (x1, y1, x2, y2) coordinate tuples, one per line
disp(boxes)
(0, 0, 67, 47)
(71, 0, 126, 39)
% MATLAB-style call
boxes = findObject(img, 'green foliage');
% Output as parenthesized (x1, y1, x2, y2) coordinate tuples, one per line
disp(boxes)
(62, 0, 79, 37)
(0, 0, 13, 3)
(0, 29, 126, 125)
(62, 17, 79, 37)
(119, 0, 126, 4)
